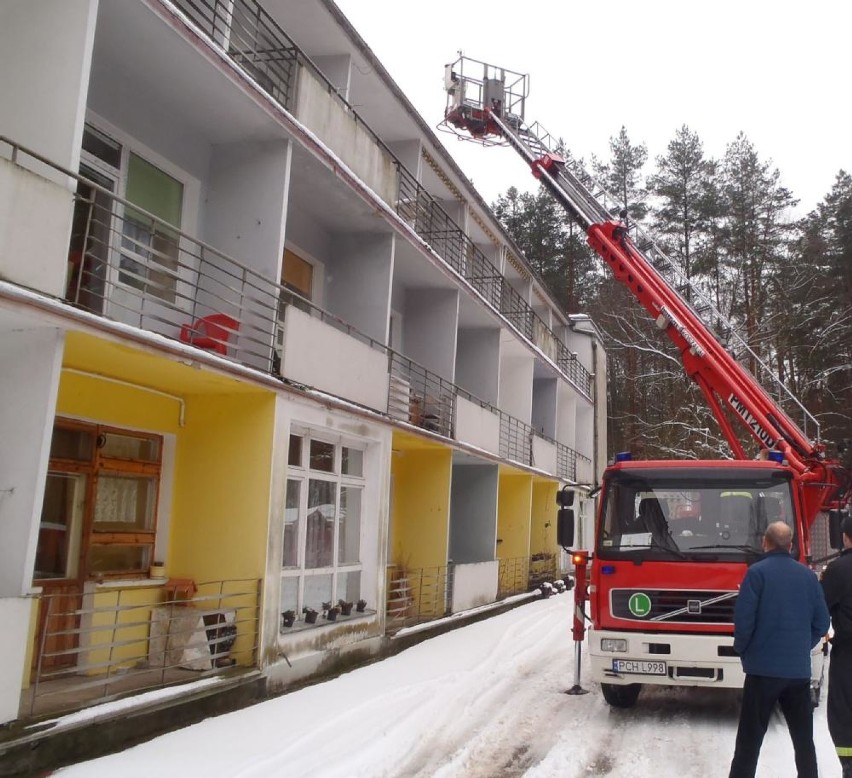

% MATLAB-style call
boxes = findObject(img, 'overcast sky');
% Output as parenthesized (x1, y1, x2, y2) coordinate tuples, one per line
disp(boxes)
(334, 0, 851, 217)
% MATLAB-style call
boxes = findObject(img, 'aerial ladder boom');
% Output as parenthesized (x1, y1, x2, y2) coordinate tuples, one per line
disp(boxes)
(440, 56, 849, 524)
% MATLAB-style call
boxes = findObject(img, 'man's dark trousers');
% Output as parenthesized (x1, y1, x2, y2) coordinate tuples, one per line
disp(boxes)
(729, 674, 818, 778)
(828, 643, 852, 776)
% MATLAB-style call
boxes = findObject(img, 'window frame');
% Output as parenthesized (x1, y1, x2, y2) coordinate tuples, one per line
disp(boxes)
(281, 429, 366, 626)
(37, 418, 164, 581)
(81, 113, 200, 307)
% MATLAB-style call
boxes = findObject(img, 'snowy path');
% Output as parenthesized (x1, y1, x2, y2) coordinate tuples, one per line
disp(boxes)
(57, 594, 840, 777)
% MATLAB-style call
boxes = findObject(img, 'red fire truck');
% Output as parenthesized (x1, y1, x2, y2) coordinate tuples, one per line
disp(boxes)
(442, 56, 851, 707)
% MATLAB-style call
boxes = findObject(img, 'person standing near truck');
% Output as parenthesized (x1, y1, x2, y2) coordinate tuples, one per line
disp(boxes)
(820, 515, 852, 777)
(728, 521, 830, 778)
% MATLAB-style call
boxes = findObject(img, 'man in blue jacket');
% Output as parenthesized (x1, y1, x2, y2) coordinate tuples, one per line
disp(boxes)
(728, 521, 830, 778)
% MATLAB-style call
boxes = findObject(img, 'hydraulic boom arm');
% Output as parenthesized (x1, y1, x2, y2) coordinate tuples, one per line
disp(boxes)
(441, 57, 850, 523)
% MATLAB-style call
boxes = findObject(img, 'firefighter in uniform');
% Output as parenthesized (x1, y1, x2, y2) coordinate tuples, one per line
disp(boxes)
(821, 514, 852, 777)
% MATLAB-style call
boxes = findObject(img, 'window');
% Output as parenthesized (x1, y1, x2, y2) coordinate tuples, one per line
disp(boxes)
(281, 432, 365, 628)
(119, 153, 183, 303)
(280, 248, 314, 315)
(34, 420, 163, 580)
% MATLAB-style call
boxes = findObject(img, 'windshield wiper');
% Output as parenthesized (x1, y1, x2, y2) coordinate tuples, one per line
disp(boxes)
(619, 540, 688, 559)
(690, 544, 761, 556)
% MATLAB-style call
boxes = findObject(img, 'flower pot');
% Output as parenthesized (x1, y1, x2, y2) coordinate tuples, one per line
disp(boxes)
(303, 608, 318, 624)
(281, 610, 296, 629)
(325, 606, 340, 622)
(149, 564, 166, 578)
(356, 599, 367, 613)
(339, 600, 354, 616)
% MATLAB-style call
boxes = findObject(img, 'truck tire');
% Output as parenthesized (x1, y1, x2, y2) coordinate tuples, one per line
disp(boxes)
(601, 682, 641, 708)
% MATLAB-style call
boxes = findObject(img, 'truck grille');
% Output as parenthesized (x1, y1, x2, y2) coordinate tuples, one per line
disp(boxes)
(610, 589, 737, 625)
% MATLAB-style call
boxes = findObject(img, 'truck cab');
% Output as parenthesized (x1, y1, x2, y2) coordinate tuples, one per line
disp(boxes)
(588, 459, 825, 707)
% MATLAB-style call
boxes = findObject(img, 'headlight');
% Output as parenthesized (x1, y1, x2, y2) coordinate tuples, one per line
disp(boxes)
(601, 638, 628, 653)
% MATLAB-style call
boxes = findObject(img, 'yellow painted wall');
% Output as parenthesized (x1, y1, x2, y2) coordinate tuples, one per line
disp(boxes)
(83, 586, 161, 672)
(496, 473, 532, 560)
(57, 371, 181, 434)
(390, 447, 451, 570)
(531, 480, 559, 555)
(170, 393, 273, 583)
(54, 366, 274, 672)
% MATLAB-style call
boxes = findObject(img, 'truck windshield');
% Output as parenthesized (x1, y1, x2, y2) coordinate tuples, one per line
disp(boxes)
(598, 469, 797, 560)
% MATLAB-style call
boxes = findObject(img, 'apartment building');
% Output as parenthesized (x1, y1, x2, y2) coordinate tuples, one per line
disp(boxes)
(0, 0, 606, 726)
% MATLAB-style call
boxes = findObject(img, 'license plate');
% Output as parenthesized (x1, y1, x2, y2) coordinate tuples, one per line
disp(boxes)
(612, 659, 667, 675)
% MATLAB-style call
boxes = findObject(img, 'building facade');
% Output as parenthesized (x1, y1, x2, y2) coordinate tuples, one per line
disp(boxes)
(0, 0, 606, 725)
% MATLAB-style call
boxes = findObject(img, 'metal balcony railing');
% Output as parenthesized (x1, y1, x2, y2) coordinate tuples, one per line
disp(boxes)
(167, 0, 592, 397)
(388, 352, 455, 438)
(3, 136, 586, 480)
(172, 0, 298, 109)
(386, 565, 452, 629)
(497, 554, 561, 597)
(26, 578, 261, 717)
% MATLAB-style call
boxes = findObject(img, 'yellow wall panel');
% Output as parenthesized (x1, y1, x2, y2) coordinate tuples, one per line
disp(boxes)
(531, 481, 559, 555)
(57, 372, 181, 433)
(390, 448, 451, 570)
(170, 394, 274, 583)
(496, 474, 532, 560)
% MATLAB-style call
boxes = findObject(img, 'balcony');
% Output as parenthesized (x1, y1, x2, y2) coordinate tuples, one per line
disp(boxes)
(164, 0, 593, 397)
(2, 136, 586, 481)
(24, 578, 260, 718)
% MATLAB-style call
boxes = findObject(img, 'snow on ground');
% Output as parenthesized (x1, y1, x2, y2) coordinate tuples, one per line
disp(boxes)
(56, 594, 840, 777)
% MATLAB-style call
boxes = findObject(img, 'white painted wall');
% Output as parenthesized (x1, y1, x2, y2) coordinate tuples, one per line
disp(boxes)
(455, 397, 500, 456)
(311, 55, 352, 102)
(455, 327, 499, 404)
(0, 161, 75, 297)
(264, 393, 392, 665)
(0, 0, 97, 182)
(450, 560, 498, 612)
(280, 305, 389, 411)
(205, 141, 291, 281)
(404, 289, 459, 381)
(532, 435, 557, 475)
(327, 233, 394, 345)
(557, 382, 577, 451)
(0, 326, 64, 596)
(498, 351, 533, 424)
(532, 377, 557, 438)
(449, 463, 498, 564)
(295, 68, 396, 204)
(201, 140, 291, 368)
(386, 140, 421, 180)
(0, 597, 34, 724)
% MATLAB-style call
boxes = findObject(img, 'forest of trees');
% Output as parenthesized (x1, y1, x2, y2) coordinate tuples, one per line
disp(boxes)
(492, 126, 852, 467)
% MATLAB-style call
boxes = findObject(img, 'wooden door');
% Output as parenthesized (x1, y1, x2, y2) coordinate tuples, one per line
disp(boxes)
(32, 581, 83, 677)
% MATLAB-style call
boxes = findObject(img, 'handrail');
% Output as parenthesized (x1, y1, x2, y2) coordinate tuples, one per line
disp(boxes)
(1, 134, 587, 479)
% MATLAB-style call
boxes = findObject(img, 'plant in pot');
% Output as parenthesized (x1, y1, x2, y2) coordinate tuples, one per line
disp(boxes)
(303, 606, 318, 624)
(281, 609, 296, 629)
(356, 598, 367, 613)
(338, 599, 354, 616)
(325, 605, 341, 622)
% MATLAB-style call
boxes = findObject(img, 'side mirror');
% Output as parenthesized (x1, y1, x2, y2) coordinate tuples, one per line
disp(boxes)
(829, 509, 846, 551)
(557, 508, 575, 548)
(556, 487, 576, 548)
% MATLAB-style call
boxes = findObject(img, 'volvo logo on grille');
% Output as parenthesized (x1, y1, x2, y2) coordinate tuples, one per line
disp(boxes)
(687, 599, 702, 615)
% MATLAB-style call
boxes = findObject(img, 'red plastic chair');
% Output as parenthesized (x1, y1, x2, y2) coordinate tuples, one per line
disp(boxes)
(179, 313, 239, 355)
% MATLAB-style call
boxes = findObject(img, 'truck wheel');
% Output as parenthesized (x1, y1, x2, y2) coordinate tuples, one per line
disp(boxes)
(601, 682, 641, 708)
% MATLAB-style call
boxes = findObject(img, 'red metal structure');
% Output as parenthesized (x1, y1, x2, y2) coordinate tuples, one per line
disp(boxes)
(442, 56, 850, 707)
